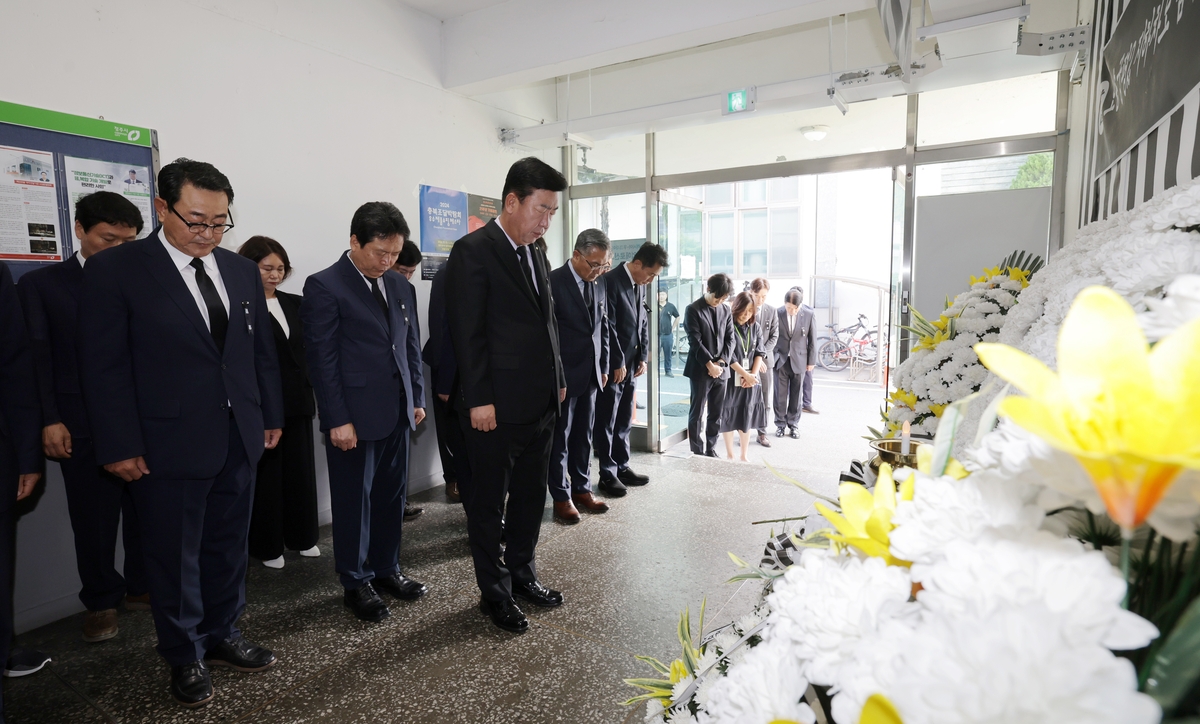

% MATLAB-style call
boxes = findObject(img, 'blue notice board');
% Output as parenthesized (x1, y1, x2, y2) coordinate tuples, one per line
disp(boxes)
(418, 185, 466, 254)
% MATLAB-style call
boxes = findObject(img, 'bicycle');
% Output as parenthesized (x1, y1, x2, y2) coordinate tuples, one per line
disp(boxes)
(817, 314, 878, 372)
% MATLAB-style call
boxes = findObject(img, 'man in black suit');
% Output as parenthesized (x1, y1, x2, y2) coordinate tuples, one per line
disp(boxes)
(302, 202, 428, 623)
(593, 242, 667, 496)
(424, 265, 465, 503)
(774, 287, 817, 438)
(445, 157, 567, 634)
(18, 192, 148, 644)
(683, 274, 735, 456)
(78, 159, 284, 708)
(0, 261, 42, 724)
(547, 229, 612, 525)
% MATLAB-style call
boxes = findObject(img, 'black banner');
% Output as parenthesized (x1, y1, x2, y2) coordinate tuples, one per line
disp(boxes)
(1096, 0, 1200, 172)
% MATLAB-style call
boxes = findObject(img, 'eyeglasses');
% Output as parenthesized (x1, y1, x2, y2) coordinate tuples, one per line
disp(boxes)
(169, 205, 235, 236)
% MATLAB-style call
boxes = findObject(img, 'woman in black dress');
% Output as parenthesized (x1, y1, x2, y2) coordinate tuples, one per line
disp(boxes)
(238, 236, 319, 569)
(719, 292, 766, 461)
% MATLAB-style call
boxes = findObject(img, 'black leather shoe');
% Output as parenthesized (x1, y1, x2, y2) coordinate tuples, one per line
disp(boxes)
(480, 597, 528, 633)
(344, 582, 390, 622)
(598, 476, 627, 497)
(170, 660, 214, 708)
(703, 448, 719, 458)
(776, 428, 785, 438)
(404, 503, 424, 520)
(512, 580, 564, 608)
(789, 428, 800, 439)
(204, 635, 276, 672)
(757, 433, 772, 447)
(617, 467, 649, 486)
(373, 573, 428, 601)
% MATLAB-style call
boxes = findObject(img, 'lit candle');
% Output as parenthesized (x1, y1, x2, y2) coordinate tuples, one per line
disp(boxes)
(901, 421, 911, 456)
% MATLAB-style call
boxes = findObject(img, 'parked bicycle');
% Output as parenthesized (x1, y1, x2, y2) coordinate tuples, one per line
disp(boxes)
(817, 314, 879, 372)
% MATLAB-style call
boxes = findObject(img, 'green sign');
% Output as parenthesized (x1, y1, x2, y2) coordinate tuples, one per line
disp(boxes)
(722, 87, 756, 116)
(0, 100, 152, 147)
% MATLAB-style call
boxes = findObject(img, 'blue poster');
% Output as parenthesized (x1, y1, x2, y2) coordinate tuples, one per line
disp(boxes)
(419, 185, 467, 253)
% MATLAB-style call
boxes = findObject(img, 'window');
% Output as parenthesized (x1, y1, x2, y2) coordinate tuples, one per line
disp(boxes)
(709, 212, 735, 274)
(769, 208, 800, 275)
(917, 74, 1058, 147)
(770, 177, 800, 203)
(740, 180, 767, 206)
(572, 136, 644, 184)
(705, 183, 734, 207)
(915, 153, 1055, 196)
(742, 210, 768, 274)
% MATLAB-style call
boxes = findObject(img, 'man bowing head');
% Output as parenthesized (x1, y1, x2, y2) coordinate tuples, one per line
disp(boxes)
(79, 159, 284, 709)
(445, 157, 568, 633)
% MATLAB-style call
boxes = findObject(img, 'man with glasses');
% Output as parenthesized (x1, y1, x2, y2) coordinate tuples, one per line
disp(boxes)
(546, 229, 612, 525)
(445, 157, 567, 634)
(302, 202, 428, 624)
(593, 242, 667, 496)
(79, 159, 284, 709)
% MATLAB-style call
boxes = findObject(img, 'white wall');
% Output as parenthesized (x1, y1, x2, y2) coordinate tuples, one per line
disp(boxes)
(0, 0, 560, 632)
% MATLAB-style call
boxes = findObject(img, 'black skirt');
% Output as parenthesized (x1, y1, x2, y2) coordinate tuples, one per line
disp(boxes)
(719, 378, 766, 433)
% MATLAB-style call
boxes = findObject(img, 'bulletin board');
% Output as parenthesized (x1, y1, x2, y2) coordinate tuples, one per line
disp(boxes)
(0, 100, 159, 281)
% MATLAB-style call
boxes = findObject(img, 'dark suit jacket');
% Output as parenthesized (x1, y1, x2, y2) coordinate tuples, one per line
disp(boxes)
(301, 253, 425, 441)
(269, 290, 316, 419)
(548, 262, 609, 398)
(78, 232, 284, 478)
(599, 263, 648, 372)
(0, 261, 42, 511)
(683, 296, 734, 381)
(757, 302, 780, 369)
(444, 219, 565, 425)
(776, 304, 817, 373)
(17, 254, 91, 437)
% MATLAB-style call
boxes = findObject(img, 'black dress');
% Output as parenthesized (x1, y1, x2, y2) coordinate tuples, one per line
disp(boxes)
(248, 290, 319, 560)
(719, 320, 767, 433)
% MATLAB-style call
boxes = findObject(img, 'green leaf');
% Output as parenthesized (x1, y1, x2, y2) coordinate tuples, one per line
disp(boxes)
(1144, 596, 1200, 712)
(763, 460, 840, 506)
(623, 678, 675, 692)
(634, 655, 671, 676)
(622, 692, 670, 706)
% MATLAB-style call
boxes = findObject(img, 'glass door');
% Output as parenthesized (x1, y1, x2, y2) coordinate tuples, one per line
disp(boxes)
(655, 190, 705, 452)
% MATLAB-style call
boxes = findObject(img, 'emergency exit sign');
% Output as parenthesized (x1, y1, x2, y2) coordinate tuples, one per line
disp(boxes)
(722, 87, 757, 115)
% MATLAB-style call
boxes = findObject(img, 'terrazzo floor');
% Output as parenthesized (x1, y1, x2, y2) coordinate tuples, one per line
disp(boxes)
(5, 381, 878, 724)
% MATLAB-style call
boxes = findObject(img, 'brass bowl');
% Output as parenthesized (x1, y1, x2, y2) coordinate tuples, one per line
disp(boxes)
(869, 438, 926, 470)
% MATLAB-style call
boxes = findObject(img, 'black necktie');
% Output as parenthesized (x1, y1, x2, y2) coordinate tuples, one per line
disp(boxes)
(583, 280, 594, 313)
(516, 245, 538, 298)
(189, 258, 228, 353)
(369, 276, 389, 319)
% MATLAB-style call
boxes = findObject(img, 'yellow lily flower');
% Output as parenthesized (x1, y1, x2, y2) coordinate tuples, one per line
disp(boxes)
(928, 402, 947, 418)
(1007, 266, 1032, 288)
(975, 286, 1200, 531)
(888, 389, 918, 409)
(931, 315, 951, 331)
(913, 329, 950, 353)
(915, 444, 969, 479)
(860, 694, 904, 724)
(669, 658, 689, 684)
(816, 464, 914, 567)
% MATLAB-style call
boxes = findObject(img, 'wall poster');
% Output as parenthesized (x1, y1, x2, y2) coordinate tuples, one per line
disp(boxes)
(64, 156, 154, 239)
(418, 184, 500, 280)
(0, 145, 62, 261)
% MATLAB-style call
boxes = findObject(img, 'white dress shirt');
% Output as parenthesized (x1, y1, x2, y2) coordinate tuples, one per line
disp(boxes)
(496, 218, 538, 293)
(787, 311, 798, 333)
(160, 233, 230, 330)
(75, 250, 86, 268)
(266, 296, 289, 338)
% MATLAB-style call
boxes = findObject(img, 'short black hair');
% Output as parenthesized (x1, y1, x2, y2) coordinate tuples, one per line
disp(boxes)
(501, 157, 567, 205)
(238, 235, 292, 280)
(350, 201, 410, 247)
(632, 242, 669, 269)
(784, 288, 804, 306)
(707, 273, 733, 297)
(157, 158, 234, 207)
(397, 239, 422, 266)
(75, 191, 144, 234)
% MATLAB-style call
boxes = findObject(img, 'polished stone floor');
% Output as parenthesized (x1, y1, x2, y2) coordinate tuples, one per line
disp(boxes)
(5, 382, 877, 724)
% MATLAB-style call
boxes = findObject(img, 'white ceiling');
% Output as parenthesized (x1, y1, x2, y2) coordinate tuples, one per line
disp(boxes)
(397, 0, 508, 21)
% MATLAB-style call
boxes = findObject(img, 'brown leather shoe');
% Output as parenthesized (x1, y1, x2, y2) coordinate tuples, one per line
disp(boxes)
(82, 608, 119, 643)
(572, 492, 609, 514)
(553, 500, 580, 525)
(446, 480, 460, 502)
(124, 593, 151, 611)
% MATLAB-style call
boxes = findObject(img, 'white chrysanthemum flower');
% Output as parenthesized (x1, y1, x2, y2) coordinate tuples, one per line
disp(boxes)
(696, 637, 815, 724)
(1139, 273, 1200, 341)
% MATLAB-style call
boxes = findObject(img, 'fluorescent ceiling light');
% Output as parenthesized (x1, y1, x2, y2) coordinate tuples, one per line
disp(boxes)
(801, 125, 830, 141)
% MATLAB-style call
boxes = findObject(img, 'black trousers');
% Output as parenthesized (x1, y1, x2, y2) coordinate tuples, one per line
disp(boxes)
(459, 406, 555, 602)
(548, 385, 598, 502)
(325, 415, 410, 590)
(248, 415, 318, 561)
(430, 387, 464, 486)
(774, 363, 805, 430)
(59, 435, 147, 611)
(131, 421, 253, 666)
(593, 373, 635, 478)
(688, 374, 727, 454)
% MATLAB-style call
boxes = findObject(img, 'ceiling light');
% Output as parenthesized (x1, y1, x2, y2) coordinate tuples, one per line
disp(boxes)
(801, 125, 829, 142)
